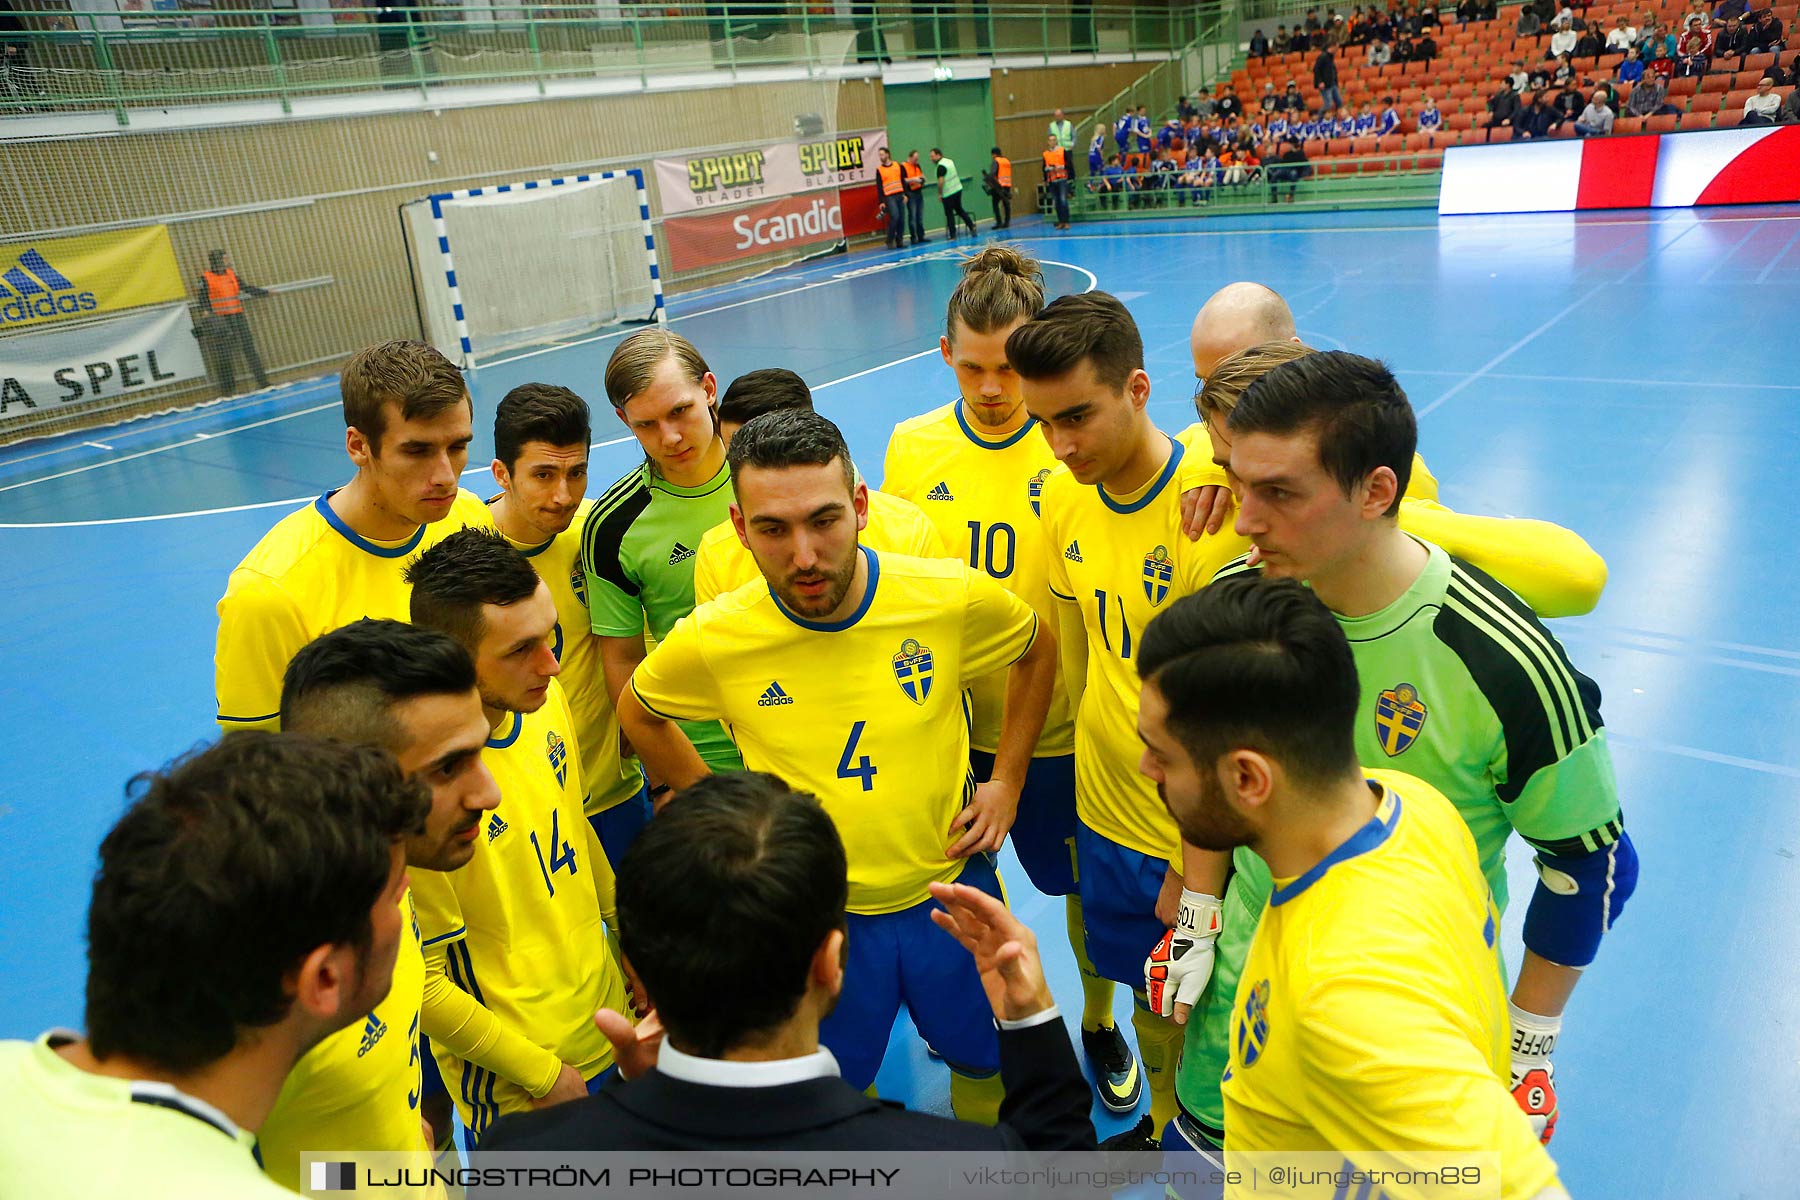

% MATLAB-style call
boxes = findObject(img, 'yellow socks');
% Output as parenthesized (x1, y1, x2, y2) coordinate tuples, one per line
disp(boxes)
(1131, 999, 1186, 1137)
(948, 1068, 1005, 1126)
(1067, 893, 1118, 1031)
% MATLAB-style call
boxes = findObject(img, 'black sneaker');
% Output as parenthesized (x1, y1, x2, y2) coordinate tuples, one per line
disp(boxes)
(1081, 1024, 1143, 1114)
(1098, 1113, 1159, 1150)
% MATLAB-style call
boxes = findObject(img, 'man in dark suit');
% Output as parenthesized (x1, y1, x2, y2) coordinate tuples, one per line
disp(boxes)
(478, 772, 1097, 1152)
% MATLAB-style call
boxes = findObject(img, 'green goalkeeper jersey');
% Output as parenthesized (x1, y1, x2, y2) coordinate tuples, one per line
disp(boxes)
(1178, 538, 1624, 1133)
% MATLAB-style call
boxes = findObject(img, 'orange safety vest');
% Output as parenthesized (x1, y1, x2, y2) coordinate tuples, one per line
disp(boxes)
(993, 156, 1013, 187)
(1041, 147, 1068, 182)
(204, 268, 244, 316)
(901, 160, 925, 191)
(878, 162, 905, 196)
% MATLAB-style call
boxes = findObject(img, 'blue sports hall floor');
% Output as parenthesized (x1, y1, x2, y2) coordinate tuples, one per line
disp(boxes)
(4, 204, 1799, 1199)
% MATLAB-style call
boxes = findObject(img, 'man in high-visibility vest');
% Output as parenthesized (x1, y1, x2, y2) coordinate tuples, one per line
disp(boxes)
(1041, 135, 1071, 230)
(982, 146, 1013, 229)
(930, 147, 979, 242)
(901, 150, 929, 246)
(876, 147, 906, 250)
(1048, 107, 1075, 164)
(198, 248, 270, 396)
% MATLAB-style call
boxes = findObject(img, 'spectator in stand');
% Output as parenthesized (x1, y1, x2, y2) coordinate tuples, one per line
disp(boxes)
(1216, 86, 1244, 123)
(1550, 79, 1586, 125)
(1677, 15, 1712, 75)
(1251, 28, 1270, 57)
(1416, 29, 1438, 59)
(1290, 25, 1311, 52)
(1177, 93, 1197, 122)
(1507, 58, 1531, 90)
(1715, 15, 1750, 66)
(1781, 80, 1800, 121)
(1368, 35, 1392, 66)
(1715, 0, 1748, 19)
(1267, 109, 1292, 143)
(1647, 42, 1677, 79)
(1416, 94, 1443, 132)
(1625, 70, 1674, 114)
(1330, 13, 1353, 47)
(1194, 90, 1217, 120)
(1268, 138, 1311, 202)
(1093, 154, 1128, 209)
(1742, 76, 1784, 122)
(1283, 79, 1307, 112)
(1380, 95, 1402, 134)
(1479, 0, 1497, 20)
(1456, 0, 1479, 22)
(1304, 7, 1322, 33)
(1575, 88, 1615, 134)
(1593, 76, 1620, 109)
(1618, 47, 1645, 81)
(1352, 101, 1378, 134)
(1556, 52, 1579, 85)
(1315, 46, 1343, 111)
(1371, 5, 1394, 41)
(1260, 81, 1281, 113)
(1749, 10, 1784, 56)
(1605, 16, 1638, 52)
(1487, 77, 1522, 128)
(1514, 90, 1556, 137)
(1548, 16, 1579, 56)
(1575, 24, 1605, 57)
(1518, 6, 1544, 37)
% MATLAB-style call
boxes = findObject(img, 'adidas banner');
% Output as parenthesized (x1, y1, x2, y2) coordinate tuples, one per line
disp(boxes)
(655, 128, 889, 215)
(1, 302, 206, 426)
(0, 226, 186, 331)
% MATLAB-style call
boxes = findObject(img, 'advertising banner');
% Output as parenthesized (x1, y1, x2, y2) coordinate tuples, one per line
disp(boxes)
(0, 303, 206, 425)
(655, 128, 889, 214)
(662, 184, 885, 274)
(0, 225, 186, 331)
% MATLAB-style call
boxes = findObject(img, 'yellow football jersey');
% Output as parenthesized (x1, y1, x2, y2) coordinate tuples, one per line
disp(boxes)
(631, 549, 1040, 915)
(495, 497, 641, 814)
(1222, 770, 1561, 1200)
(1040, 435, 1250, 865)
(691, 488, 948, 606)
(409, 681, 625, 1142)
(215, 489, 494, 731)
(881, 403, 1075, 757)
(257, 893, 435, 1197)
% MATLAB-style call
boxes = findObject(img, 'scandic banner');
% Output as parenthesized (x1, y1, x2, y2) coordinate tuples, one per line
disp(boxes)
(655, 128, 889, 214)
(0, 225, 186, 331)
(662, 184, 884, 273)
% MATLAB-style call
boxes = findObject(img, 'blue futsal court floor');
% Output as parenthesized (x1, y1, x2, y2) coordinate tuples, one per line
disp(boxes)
(5, 205, 1799, 1198)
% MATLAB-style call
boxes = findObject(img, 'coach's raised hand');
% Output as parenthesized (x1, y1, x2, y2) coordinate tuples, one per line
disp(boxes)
(928, 880, 1054, 1023)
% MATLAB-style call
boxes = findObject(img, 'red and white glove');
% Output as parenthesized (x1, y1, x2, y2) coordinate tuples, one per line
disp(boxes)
(1509, 1001, 1561, 1145)
(1144, 889, 1222, 1022)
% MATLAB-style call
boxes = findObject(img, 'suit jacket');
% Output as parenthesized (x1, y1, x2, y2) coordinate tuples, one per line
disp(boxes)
(478, 1017, 1095, 1153)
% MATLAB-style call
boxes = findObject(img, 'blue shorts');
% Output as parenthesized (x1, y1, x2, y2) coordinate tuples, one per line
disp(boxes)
(458, 1063, 618, 1152)
(971, 750, 1077, 897)
(1074, 820, 1169, 989)
(421, 1037, 447, 1100)
(587, 780, 652, 870)
(818, 852, 1005, 1090)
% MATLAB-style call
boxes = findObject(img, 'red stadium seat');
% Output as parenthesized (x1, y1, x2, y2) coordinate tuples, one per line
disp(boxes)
(1679, 111, 1714, 130)
(1378, 133, 1405, 153)
(1614, 115, 1645, 134)
(1352, 135, 1380, 155)
(1303, 138, 1328, 158)
(1550, 122, 1577, 138)
(1726, 88, 1756, 109)
(1735, 69, 1772, 90)
(1647, 114, 1679, 132)
(1715, 108, 1743, 127)
(1448, 111, 1477, 130)
(1699, 73, 1732, 93)
(1743, 52, 1778, 74)
(1327, 136, 1354, 155)
(1667, 75, 1700, 97)
(1688, 92, 1723, 112)
(1404, 131, 1431, 151)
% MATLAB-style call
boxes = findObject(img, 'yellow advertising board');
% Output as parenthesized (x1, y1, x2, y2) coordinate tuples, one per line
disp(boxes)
(0, 226, 186, 331)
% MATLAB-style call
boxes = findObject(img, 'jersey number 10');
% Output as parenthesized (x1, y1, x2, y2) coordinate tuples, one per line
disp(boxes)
(965, 521, 1016, 580)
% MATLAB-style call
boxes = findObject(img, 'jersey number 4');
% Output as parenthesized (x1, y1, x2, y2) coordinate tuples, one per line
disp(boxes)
(530, 810, 579, 896)
(837, 721, 878, 791)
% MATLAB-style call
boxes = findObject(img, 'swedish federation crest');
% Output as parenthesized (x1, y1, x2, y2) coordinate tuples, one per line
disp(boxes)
(892, 638, 934, 705)
(1028, 468, 1053, 518)
(1237, 978, 1271, 1068)
(1374, 682, 1428, 756)
(1142, 545, 1173, 606)
(547, 729, 569, 786)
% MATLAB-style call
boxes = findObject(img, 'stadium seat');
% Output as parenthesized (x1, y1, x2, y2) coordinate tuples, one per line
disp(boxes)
(1378, 133, 1404, 153)
(1352, 135, 1380, 155)
(1715, 108, 1743, 128)
(1327, 136, 1353, 155)
(1743, 52, 1778, 74)
(1404, 131, 1431, 151)
(1448, 111, 1476, 130)
(1726, 89, 1756, 109)
(1647, 114, 1679, 132)
(1668, 75, 1700, 97)
(1303, 138, 1327, 159)
(1419, 152, 1444, 169)
(1614, 115, 1645, 134)
(1679, 111, 1714, 130)
(1699, 73, 1732, 93)
(1689, 92, 1724, 113)
(1734, 69, 1771, 90)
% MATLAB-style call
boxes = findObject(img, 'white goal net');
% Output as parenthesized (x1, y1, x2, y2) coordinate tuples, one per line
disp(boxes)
(403, 170, 663, 368)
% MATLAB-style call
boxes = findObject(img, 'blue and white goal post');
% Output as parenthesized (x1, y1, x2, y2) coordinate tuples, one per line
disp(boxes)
(406, 168, 665, 370)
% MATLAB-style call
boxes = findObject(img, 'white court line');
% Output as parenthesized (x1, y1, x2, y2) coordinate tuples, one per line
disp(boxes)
(0, 402, 342, 495)
(1606, 732, 1800, 781)
(1012, 209, 1800, 245)
(1755, 223, 1800, 285)
(1402, 369, 1800, 391)
(0, 259, 1096, 532)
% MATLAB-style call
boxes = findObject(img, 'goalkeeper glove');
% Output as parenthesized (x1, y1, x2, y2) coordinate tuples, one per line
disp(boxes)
(1144, 889, 1222, 1023)
(1509, 1001, 1562, 1145)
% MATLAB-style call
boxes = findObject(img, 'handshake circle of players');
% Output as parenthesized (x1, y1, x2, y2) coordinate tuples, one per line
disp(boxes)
(1, 249, 1636, 1200)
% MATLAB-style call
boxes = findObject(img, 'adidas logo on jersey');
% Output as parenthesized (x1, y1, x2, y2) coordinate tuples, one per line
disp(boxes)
(668, 542, 695, 565)
(1065, 541, 1084, 562)
(356, 1012, 388, 1058)
(757, 681, 795, 707)
(486, 813, 509, 842)
(925, 482, 955, 501)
